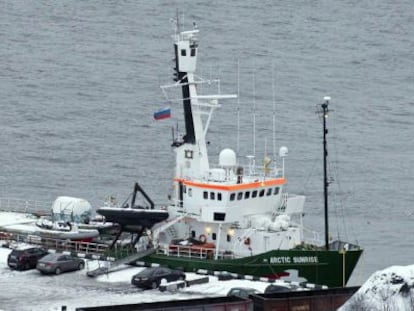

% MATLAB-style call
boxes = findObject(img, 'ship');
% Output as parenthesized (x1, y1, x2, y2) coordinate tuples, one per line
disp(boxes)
(119, 21, 362, 288)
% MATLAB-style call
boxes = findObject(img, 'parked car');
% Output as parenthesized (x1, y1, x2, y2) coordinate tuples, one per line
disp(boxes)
(131, 267, 186, 289)
(36, 253, 85, 275)
(7, 247, 48, 270)
(227, 287, 261, 299)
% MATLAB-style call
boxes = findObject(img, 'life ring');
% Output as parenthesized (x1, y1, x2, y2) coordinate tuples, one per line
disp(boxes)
(199, 234, 207, 244)
(244, 237, 251, 246)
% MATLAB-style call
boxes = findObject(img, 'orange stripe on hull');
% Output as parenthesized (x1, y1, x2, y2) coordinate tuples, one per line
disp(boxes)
(174, 178, 286, 191)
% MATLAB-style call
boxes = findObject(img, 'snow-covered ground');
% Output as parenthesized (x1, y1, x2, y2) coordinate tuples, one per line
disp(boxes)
(0, 245, 274, 311)
(4, 243, 413, 311)
(0, 211, 284, 311)
(1, 212, 414, 311)
(0, 212, 37, 228)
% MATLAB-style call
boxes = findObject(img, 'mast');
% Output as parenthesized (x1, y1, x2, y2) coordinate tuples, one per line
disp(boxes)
(173, 32, 198, 144)
(321, 96, 331, 250)
(166, 22, 237, 190)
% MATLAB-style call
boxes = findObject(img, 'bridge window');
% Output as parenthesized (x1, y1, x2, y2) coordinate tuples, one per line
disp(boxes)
(237, 192, 243, 200)
(181, 49, 186, 56)
(245, 191, 250, 199)
(203, 191, 208, 199)
(214, 212, 226, 221)
(212, 233, 217, 240)
(191, 48, 196, 56)
(266, 188, 272, 196)
(274, 187, 279, 195)
(252, 190, 258, 198)
(210, 192, 215, 200)
(230, 193, 236, 201)
(218, 193, 222, 201)
(259, 189, 265, 197)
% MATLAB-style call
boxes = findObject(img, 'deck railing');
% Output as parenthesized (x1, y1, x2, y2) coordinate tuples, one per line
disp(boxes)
(157, 244, 235, 260)
(302, 226, 322, 246)
(0, 197, 52, 214)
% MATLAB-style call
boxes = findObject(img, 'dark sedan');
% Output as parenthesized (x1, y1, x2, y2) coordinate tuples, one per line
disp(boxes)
(131, 267, 185, 289)
(7, 247, 48, 270)
(36, 253, 85, 275)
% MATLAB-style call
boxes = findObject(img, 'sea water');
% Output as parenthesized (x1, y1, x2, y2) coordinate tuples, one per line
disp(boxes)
(0, 1, 413, 308)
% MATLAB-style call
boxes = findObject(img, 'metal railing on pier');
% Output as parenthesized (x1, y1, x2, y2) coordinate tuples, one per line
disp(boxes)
(0, 197, 52, 215)
(0, 232, 109, 256)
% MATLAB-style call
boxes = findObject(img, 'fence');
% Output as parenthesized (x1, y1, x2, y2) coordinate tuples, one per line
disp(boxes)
(0, 232, 109, 256)
(0, 197, 52, 214)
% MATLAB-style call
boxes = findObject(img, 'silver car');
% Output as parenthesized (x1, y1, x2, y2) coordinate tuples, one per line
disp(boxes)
(36, 253, 85, 275)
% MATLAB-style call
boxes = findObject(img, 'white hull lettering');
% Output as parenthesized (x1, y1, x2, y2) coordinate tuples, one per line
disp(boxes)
(269, 256, 319, 264)
(293, 256, 319, 264)
(269, 257, 291, 264)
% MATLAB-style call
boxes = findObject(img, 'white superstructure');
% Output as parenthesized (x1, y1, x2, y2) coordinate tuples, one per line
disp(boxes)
(155, 23, 307, 259)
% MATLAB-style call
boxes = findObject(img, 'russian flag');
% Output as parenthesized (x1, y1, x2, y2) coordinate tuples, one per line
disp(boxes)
(153, 107, 171, 120)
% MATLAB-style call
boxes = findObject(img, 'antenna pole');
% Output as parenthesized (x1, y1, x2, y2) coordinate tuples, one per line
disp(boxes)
(252, 70, 256, 157)
(271, 62, 276, 168)
(322, 96, 330, 250)
(237, 58, 240, 155)
(176, 10, 180, 33)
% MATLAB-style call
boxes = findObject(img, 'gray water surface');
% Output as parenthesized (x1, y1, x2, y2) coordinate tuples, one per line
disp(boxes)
(0, 0, 413, 309)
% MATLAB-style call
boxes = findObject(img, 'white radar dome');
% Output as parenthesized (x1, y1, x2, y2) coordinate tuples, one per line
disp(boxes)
(279, 146, 288, 158)
(219, 148, 237, 167)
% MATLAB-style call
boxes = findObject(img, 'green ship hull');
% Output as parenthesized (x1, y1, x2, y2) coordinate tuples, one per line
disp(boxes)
(99, 26, 364, 290)
(142, 248, 363, 288)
